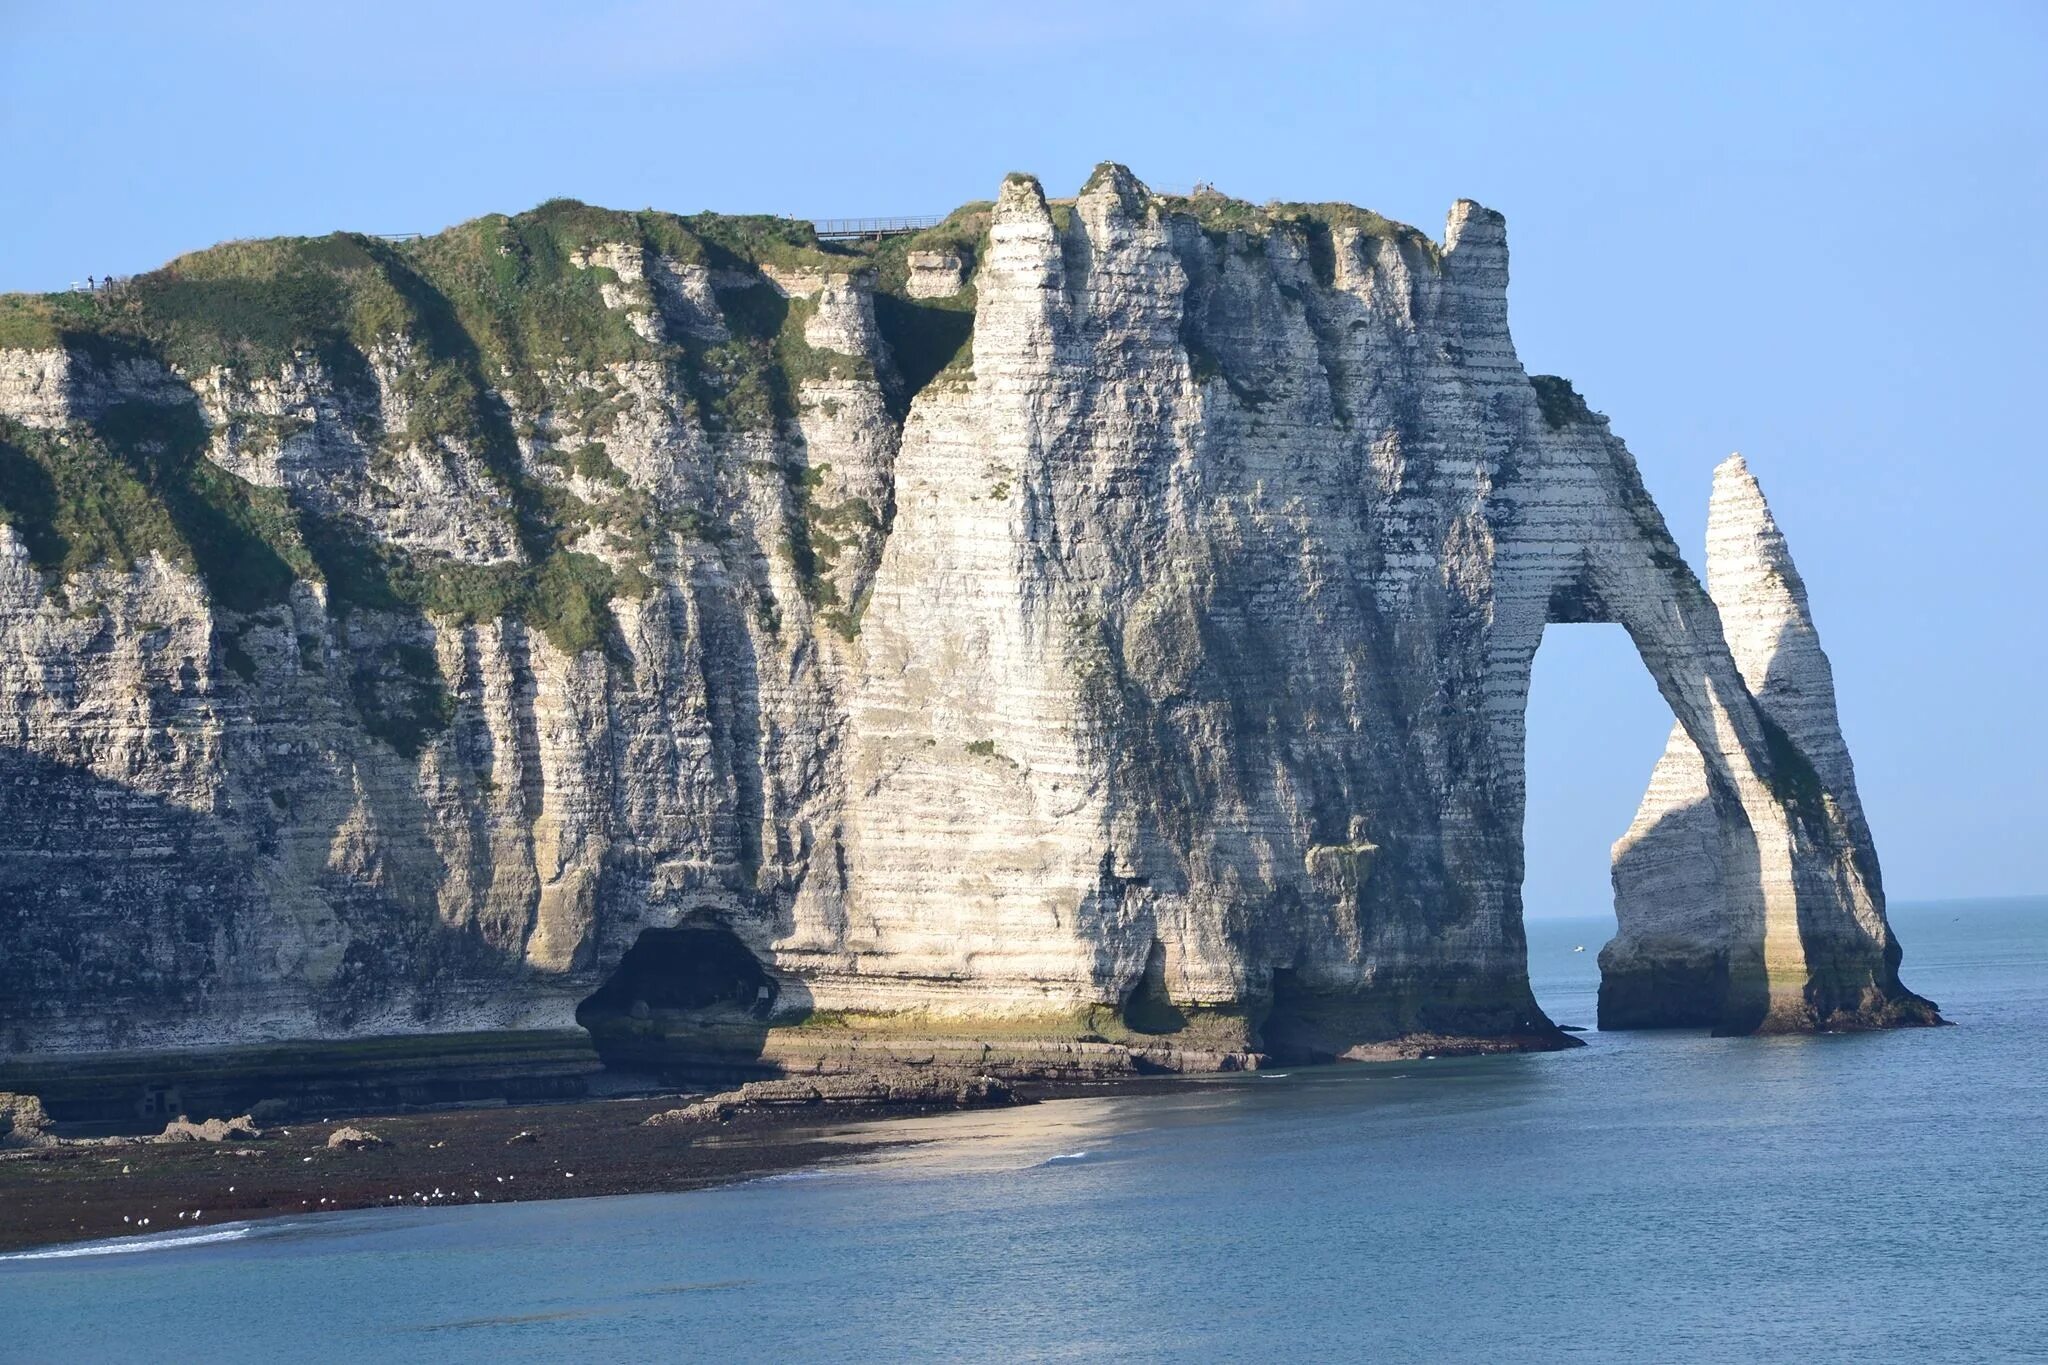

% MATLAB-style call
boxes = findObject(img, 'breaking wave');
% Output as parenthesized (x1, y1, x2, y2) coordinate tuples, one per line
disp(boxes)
(0, 1225, 259, 1262)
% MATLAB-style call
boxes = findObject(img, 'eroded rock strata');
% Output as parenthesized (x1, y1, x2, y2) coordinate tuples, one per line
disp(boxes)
(0, 166, 1934, 1086)
(1605, 456, 1938, 1032)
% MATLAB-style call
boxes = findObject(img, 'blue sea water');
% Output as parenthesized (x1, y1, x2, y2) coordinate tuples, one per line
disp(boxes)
(3, 899, 2043, 1362)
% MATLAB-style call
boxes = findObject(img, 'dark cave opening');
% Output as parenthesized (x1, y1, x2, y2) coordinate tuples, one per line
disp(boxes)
(575, 925, 777, 1029)
(1119, 939, 1188, 1035)
(1258, 967, 1338, 1064)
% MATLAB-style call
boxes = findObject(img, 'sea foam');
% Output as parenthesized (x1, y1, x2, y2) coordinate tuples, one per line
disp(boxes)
(0, 1225, 257, 1261)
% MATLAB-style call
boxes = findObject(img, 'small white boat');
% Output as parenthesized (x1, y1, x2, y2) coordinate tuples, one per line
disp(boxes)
(1572, 945, 1585, 953)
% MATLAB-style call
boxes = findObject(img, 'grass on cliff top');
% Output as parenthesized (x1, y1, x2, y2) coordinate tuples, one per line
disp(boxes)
(1, 185, 1410, 655)
(0, 206, 728, 652)
(0, 290, 104, 350)
(3, 198, 890, 397)
(1151, 190, 1440, 281)
(861, 202, 992, 294)
(857, 202, 991, 395)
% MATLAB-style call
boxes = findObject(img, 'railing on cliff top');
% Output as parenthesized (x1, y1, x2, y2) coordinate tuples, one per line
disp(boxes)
(811, 216, 943, 241)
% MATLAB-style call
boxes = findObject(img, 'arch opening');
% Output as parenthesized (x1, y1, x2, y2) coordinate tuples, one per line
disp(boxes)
(1520, 623, 1676, 1030)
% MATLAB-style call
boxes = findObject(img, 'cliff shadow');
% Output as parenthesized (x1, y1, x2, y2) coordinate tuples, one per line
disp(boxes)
(0, 744, 554, 1059)
(1597, 794, 1760, 1031)
(0, 749, 259, 1058)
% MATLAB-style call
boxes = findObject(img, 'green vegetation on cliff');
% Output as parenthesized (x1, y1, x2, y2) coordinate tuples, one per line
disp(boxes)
(1155, 190, 1441, 285)
(0, 194, 989, 755)
(866, 203, 990, 396)
(0, 404, 310, 613)
(0, 181, 1448, 671)
(0, 204, 814, 653)
(1530, 374, 1596, 430)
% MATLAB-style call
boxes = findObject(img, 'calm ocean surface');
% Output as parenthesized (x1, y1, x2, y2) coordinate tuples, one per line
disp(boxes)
(3, 898, 2043, 1362)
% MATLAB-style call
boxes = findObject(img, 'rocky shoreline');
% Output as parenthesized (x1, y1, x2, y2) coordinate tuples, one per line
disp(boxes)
(0, 1071, 1162, 1255)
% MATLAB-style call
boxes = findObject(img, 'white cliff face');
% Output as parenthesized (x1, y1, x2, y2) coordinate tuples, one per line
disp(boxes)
(1705, 456, 1865, 806)
(1604, 455, 1929, 1030)
(904, 250, 968, 299)
(0, 168, 1933, 1070)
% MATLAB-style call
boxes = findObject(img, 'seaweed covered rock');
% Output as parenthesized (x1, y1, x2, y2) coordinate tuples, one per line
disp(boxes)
(155, 1114, 262, 1143)
(0, 1092, 52, 1148)
(642, 1068, 1016, 1126)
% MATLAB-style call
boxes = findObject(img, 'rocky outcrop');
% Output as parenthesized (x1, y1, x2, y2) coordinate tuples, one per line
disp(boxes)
(0, 1091, 52, 1147)
(154, 1113, 262, 1143)
(904, 250, 969, 299)
(0, 167, 1933, 1084)
(643, 1070, 1015, 1125)
(1605, 457, 1940, 1031)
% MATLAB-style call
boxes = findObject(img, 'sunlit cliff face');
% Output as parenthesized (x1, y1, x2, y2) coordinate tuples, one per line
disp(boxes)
(0, 165, 1932, 1073)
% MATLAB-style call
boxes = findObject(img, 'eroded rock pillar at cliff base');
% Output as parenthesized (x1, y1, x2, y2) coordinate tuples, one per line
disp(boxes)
(1601, 456, 1941, 1032)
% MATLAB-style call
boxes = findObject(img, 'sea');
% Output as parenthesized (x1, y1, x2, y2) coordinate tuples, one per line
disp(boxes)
(2, 898, 2042, 1363)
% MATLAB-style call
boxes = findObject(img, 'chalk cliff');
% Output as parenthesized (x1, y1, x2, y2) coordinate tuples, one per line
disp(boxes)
(0, 165, 1936, 1080)
(1605, 456, 1936, 1031)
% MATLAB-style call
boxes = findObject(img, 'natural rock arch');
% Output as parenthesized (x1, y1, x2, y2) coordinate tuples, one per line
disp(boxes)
(1485, 423, 1938, 1034)
(829, 170, 1937, 1054)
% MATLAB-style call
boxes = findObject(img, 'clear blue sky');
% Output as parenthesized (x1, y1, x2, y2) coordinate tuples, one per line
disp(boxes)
(3, 1, 2042, 914)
